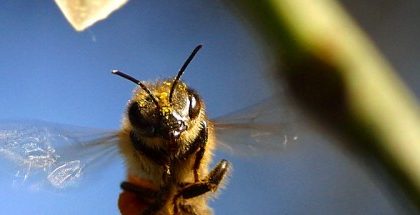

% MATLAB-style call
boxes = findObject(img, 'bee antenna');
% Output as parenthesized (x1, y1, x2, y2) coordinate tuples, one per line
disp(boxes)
(112, 70, 160, 108)
(169, 44, 203, 103)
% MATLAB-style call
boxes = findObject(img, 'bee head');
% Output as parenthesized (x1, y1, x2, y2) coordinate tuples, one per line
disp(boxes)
(113, 45, 203, 142)
(127, 80, 202, 140)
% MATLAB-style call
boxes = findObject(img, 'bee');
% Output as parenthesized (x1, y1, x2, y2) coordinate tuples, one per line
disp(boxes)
(0, 45, 296, 215)
(114, 45, 229, 215)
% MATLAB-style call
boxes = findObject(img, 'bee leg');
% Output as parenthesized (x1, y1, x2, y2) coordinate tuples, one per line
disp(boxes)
(173, 159, 229, 214)
(187, 121, 208, 182)
(120, 181, 158, 202)
(192, 138, 206, 182)
(181, 159, 229, 199)
(142, 184, 172, 215)
(142, 163, 175, 215)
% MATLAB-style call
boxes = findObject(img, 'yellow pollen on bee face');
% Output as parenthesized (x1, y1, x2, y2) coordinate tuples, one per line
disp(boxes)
(135, 94, 148, 107)
(139, 100, 147, 107)
(159, 92, 168, 99)
(158, 92, 170, 106)
(161, 106, 172, 116)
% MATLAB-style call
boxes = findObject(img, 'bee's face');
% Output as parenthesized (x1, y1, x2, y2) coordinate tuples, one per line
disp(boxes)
(128, 79, 202, 141)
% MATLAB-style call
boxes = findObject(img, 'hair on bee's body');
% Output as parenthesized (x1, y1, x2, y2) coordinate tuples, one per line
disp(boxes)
(114, 45, 229, 215)
(118, 81, 217, 215)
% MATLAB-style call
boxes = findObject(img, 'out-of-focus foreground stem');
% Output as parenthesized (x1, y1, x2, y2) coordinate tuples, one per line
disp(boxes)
(231, 0, 420, 206)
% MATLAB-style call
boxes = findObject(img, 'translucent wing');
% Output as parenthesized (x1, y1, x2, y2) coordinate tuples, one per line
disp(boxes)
(0, 120, 120, 191)
(212, 97, 298, 156)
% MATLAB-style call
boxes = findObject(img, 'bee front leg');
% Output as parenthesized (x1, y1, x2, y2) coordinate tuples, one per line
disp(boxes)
(180, 159, 229, 199)
(187, 121, 208, 182)
(173, 159, 229, 214)
(192, 139, 206, 182)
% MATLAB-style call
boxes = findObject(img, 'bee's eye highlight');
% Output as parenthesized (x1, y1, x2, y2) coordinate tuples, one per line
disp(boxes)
(128, 102, 156, 135)
(188, 91, 201, 119)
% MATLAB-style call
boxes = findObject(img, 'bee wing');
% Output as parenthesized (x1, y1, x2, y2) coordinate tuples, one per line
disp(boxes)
(0, 120, 120, 191)
(212, 98, 298, 156)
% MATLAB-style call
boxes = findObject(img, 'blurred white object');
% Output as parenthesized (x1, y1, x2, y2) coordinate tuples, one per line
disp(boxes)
(55, 0, 129, 31)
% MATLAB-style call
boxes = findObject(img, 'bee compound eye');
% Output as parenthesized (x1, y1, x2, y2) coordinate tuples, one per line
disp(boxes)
(188, 91, 201, 119)
(128, 102, 156, 135)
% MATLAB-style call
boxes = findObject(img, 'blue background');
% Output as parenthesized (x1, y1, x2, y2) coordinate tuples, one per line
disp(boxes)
(0, 1, 419, 214)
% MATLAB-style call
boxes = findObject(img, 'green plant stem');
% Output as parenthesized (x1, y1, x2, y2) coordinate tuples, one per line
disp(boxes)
(231, 0, 420, 206)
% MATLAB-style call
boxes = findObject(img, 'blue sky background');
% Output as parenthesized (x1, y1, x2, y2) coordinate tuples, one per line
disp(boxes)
(0, 1, 419, 214)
